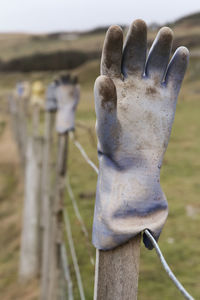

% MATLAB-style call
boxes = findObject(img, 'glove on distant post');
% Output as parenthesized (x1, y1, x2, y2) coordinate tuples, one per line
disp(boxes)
(30, 81, 45, 108)
(92, 19, 189, 250)
(56, 76, 80, 134)
(45, 81, 58, 112)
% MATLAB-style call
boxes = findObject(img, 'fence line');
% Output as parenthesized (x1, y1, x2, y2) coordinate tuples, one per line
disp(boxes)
(63, 210, 86, 300)
(8, 89, 194, 300)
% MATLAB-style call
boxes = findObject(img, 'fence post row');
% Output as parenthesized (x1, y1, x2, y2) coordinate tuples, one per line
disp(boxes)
(47, 75, 79, 300)
(9, 76, 80, 297)
(10, 75, 142, 299)
(47, 132, 69, 300)
(40, 81, 58, 300)
(18, 81, 44, 281)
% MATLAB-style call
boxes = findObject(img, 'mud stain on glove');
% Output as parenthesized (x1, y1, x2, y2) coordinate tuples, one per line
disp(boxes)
(145, 86, 157, 95)
(99, 77, 117, 112)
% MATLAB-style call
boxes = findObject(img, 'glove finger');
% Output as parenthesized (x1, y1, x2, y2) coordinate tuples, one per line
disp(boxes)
(94, 75, 117, 115)
(145, 27, 173, 82)
(101, 25, 123, 78)
(94, 75, 118, 154)
(122, 19, 147, 78)
(164, 46, 189, 97)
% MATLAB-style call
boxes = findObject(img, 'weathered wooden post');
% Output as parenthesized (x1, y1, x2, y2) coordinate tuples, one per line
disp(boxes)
(19, 136, 43, 281)
(94, 237, 141, 300)
(47, 75, 80, 300)
(19, 81, 45, 281)
(93, 19, 189, 300)
(40, 81, 58, 300)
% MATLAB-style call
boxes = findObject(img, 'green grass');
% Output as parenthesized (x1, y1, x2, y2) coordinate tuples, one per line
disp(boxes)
(57, 60, 200, 299)
(64, 106, 200, 300)
(0, 54, 200, 299)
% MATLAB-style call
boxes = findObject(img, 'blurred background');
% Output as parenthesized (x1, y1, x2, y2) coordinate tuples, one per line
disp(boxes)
(0, 0, 199, 299)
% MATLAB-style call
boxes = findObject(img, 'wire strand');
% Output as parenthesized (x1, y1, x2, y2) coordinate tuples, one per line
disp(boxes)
(63, 210, 86, 300)
(69, 132, 99, 174)
(144, 229, 194, 300)
(66, 176, 89, 238)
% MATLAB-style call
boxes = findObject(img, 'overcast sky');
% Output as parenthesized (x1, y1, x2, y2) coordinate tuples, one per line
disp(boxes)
(0, 0, 199, 33)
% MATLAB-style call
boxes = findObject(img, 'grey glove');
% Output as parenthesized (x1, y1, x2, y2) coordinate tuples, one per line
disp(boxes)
(56, 76, 80, 134)
(92, 19, 189, 250)
(45, 81, 58, 112)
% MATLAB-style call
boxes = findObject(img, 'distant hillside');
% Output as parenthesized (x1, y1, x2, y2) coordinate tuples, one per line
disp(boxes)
(0, 50, 100, 72)
(0, 12, 199, 71)
(175, 12, 200, 26)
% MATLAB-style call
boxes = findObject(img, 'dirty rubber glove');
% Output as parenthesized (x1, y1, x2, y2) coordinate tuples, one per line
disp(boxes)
(45, 82, 58, 112)
(56, 81, 80, 134)
(92, 19, 189, 250)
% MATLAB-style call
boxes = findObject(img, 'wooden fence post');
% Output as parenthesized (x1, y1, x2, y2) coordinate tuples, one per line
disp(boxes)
(94, 234, 141, 300)
(40, 111, 56, 300)
(19, 103, 43, 281)
(48, 132, 69, 300)
(19, 136, 43, 281)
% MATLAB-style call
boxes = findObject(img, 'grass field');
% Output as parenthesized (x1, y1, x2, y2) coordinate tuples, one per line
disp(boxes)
(63, 58, 200, 300)
(0, 12, 200, 300)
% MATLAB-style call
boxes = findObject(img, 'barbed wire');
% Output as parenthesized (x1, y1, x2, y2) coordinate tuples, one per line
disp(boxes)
(69, 131, 194, 300)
